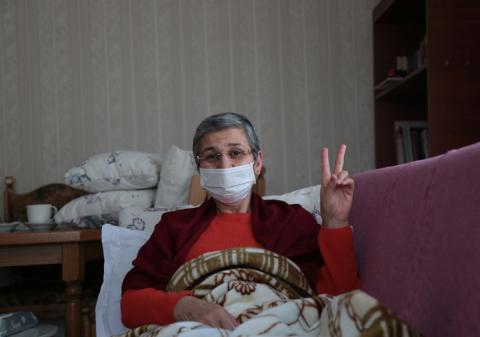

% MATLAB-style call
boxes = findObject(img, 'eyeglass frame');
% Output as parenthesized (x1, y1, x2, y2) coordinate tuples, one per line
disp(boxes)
(195, 148, 254, 166)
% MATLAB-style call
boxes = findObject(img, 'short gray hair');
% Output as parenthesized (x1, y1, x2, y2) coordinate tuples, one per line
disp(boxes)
(193, 112, 260, 166)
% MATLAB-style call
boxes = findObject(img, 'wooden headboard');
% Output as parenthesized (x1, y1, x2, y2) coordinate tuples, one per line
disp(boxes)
(3, 176, 88, 222)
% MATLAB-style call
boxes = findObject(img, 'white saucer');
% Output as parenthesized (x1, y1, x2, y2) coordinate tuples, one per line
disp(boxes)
(0, 222, 29, 232)
(0, 223, 16, 232)
(26, 222, 56, 231)
(10, 324, 58, 337)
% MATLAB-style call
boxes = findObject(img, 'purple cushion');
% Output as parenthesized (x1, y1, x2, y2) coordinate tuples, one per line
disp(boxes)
(351, 142, 480, 337)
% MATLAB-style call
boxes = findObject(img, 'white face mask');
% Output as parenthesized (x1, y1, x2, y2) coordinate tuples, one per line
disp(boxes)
(200, 162, 256, 204)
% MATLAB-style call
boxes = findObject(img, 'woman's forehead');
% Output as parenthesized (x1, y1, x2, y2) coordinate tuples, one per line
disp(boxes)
(199, 128, 249, 150)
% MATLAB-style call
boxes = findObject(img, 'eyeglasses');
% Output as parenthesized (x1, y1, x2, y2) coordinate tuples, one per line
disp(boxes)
(196, 149, 252, 165)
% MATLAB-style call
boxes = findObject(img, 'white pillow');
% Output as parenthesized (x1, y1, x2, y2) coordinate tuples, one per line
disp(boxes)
(154, 146, 197, 208)
(54, 190, 156, 228)
(118, 205, 194, 233)
(264, 185, 322, 224)
(65, 151, 162, 192)
(96, 224, 151, 337)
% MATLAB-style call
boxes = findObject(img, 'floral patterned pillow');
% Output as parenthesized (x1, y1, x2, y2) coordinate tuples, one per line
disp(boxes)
(65, 151, 162, 192)
(118, 205, 195, 233)
(54, 190, 156, 228)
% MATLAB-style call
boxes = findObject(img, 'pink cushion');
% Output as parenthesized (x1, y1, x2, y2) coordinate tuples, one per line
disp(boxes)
(351, 142, 480, 337)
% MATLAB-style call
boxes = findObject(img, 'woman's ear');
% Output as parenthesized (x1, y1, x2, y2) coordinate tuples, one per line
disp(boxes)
(254, 151, 264, 176)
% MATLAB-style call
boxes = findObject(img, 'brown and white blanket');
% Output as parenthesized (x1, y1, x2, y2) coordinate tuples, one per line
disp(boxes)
(118, 247, 421, 337)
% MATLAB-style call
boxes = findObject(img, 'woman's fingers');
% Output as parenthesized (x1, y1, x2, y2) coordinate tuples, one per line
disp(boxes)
(322, 144, 347, 186)
(174, 296, 238, 329)
(321, 147, 331, 186)
(336, 177, 354, 189)
(218, 310, 239, 329)
(336, 170, 349, 182)
(220, 312, 239, 329)
(203, 310, 238, 329)
(334, 144, 346, 175)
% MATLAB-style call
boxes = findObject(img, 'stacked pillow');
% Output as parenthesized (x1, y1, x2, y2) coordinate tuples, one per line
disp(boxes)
(64, 151, 162, 192)
(55, 151, 162, 228)
(153, 146, 197, 208)
(116, 146, 197, 231)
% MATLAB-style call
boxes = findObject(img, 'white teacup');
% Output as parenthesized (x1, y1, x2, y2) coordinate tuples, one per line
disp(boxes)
(27, 204, 58, 224)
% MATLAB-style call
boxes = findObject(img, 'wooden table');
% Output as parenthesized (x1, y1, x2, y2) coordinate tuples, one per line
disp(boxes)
(0, 228, 102, 337)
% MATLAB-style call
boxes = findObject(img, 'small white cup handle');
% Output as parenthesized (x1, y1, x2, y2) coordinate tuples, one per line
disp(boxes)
(50, 205, 58, 220)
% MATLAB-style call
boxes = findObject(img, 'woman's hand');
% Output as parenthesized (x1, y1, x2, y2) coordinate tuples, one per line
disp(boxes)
(320, 144, 354, 228)
(173, 296, 239, 329)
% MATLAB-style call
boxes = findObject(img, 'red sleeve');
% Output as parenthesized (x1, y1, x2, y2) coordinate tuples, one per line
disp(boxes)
(315, 226, 362, 295)
(121, 288, 193, 328)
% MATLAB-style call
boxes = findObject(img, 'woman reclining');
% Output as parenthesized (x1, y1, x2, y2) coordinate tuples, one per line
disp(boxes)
(121, 112, 361, 329)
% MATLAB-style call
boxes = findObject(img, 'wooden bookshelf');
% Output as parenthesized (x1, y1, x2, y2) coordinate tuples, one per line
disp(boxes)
(375, 66, 426, 101)
(373, 0, 480, 168)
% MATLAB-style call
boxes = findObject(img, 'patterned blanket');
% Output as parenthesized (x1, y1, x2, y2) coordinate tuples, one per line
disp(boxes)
(118, 247, 422, 337)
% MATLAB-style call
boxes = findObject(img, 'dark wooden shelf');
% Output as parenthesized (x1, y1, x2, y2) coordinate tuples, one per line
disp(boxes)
(375, 66, 427, 101)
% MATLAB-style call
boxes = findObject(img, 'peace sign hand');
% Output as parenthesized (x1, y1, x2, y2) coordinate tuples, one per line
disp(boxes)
(320, 144, 354, 228)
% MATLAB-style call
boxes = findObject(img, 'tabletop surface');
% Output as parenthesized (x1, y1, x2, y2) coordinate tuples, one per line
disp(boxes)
(0, 228, 101, 246)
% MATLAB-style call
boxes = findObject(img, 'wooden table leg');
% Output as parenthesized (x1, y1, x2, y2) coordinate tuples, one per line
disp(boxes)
(65, 281, 82, 337)
(63, 243, 85, 337)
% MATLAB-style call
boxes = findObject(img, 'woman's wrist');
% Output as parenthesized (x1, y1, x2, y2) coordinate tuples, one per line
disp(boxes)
(173, 296, 195, 321)
(322, 219, 350, 229)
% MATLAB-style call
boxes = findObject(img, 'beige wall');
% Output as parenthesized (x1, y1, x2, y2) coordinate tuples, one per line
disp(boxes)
(0, 0, 376, 219)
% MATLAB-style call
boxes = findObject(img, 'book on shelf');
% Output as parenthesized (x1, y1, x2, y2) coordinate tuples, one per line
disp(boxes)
(394, 121, 429, 164)
(396, 56, 408, 77)
(408, 36, 427, 73)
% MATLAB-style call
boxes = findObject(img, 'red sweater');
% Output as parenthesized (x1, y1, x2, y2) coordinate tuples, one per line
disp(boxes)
(121, 212, 360, 328)
(123, 194, 328, 293)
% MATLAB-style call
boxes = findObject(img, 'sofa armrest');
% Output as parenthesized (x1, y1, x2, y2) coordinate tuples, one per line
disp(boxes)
(350, 142, 480, 337)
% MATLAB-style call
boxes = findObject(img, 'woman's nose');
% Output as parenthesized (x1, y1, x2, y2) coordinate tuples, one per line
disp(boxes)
(218, 154, 234, 168)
